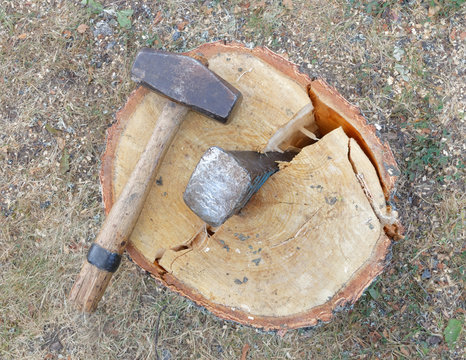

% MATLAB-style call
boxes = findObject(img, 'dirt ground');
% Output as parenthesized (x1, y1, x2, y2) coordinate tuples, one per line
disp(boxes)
(0, 0, 464, 359)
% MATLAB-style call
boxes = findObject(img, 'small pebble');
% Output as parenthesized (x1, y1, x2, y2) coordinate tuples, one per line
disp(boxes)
(49, 340, 63, 352)
(421, 268, 431, 280)
(427, 335, 442, 346)
(93, 21, 113, 37)
(172, 31, 181, 41)
(162, 349, 172, 360)
(40, 201, 51, 209)
(106, 41, 116, 50)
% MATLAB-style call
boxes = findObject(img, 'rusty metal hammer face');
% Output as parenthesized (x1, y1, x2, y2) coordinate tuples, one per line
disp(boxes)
(131, 48, 242, 123)
(183, 147, 295, 227)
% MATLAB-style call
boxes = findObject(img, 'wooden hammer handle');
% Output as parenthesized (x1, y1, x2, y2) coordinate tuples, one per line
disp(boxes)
(69, 100, 188, 312)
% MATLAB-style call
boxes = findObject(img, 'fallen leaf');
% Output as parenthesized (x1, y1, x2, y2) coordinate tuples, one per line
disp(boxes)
(400, 304, 407, 313)
(82, 0, 104, 13)
(45, 123, 62, 136)
(28, 303, 37, 317)
(77, 23, 88, 33)
(60, 149, 70, 174)
(400, 346, 410, 356)
(153, 11, 163, 25)
(57, 137, 65, 150)
(444, 318, 462, 349)
(460, 31, 466, 41)
(369, 331, 382, 344)
(177, 20, 188, 31)
(428, 6, 440, 17)
(368, 286, 380, 300)
(241, 2, 251, 10)
(68, 242, 79, 251)
(117, 9, 133, 29)
(394, 63, 410, 81)
(18, 33, 27, 40)
(393, 46, 405, 61)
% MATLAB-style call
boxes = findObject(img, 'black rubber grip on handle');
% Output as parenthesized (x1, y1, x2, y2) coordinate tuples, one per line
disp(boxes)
(87, 243, 122, 273)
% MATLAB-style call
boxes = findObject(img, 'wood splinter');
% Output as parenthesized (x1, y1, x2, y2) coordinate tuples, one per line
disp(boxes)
(264, 102, 320, 153)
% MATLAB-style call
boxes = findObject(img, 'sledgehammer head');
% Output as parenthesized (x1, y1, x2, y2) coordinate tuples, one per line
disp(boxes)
(183, 147, 295, 227)
(131, 48, 242, 123)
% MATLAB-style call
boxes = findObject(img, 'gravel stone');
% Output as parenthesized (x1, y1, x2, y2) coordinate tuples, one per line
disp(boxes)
(93, 21, 113, 37)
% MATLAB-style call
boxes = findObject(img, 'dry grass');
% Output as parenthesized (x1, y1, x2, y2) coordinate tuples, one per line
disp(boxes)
(1, 0, 464, 359)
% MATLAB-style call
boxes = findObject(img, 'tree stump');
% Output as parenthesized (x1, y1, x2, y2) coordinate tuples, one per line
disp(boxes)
(101, 42, 402, 330)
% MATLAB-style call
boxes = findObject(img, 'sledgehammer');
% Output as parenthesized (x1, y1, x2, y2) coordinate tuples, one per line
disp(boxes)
(69, 48, 241, 312)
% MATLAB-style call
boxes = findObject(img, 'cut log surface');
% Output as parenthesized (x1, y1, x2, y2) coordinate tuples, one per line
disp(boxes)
(101, 42, 401, 329)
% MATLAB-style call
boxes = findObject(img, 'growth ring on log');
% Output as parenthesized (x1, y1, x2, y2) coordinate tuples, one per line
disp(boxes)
(101, 42, 402, 330)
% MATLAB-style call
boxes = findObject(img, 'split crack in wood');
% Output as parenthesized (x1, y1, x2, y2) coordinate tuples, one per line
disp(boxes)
(155, 224, 220, 272)
(153, 101, 396, 274)
(153, 103, 321, 270)
(154, 104, 322, 269)
(236, 67, 253, 82)
(355, 173, 398, 226)
(270, 205, 324, 249)
(347, 139, 398, 227)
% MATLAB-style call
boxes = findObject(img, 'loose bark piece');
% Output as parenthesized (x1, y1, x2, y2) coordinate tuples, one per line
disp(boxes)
(100, 42, 401, 329)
